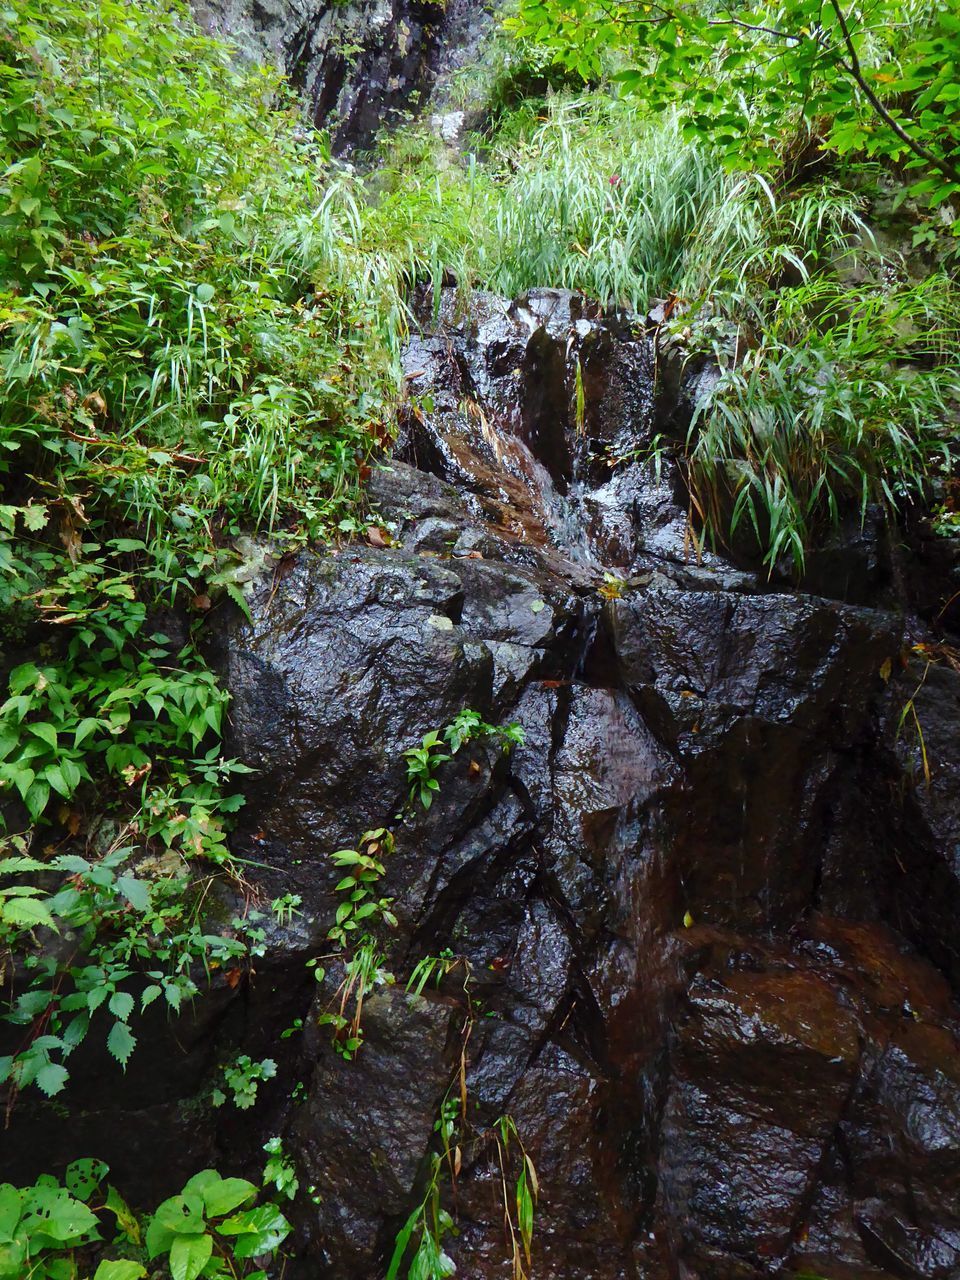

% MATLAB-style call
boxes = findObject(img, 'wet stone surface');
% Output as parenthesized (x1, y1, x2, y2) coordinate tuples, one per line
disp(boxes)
(10, 288, 960, 1280)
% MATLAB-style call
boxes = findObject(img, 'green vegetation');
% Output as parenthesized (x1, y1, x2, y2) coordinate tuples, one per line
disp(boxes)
(0, 1160, 290, 1280)
(2, 0, 960, 1273)
(403, 708, 524, 809)
(0, 0, 404, 854)
(369, 87, 960, 569)
(507, 0, 960, 224)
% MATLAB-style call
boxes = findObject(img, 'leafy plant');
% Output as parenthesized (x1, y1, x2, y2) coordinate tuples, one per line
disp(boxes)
(0, 836, 247, 1100)
(270, 894, 302, 927)
(211, 1055, 278, 1111)
(316, 937, 395, 1060)
(146, 1168, 290, 1280)
(0, 1159, 288, 1280)
(404, 710, 525, 810)
(262, 1138, 299, 1203)
(327, 828, 398, 947)
(667, 275, 960, 570)
(507, 0, 960, 225)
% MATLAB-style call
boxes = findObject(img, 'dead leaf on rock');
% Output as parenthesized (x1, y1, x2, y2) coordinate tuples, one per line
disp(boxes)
(366, 525, 391, 548)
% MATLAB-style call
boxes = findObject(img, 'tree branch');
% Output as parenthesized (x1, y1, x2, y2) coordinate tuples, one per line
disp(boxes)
(826, 0, 960, 186)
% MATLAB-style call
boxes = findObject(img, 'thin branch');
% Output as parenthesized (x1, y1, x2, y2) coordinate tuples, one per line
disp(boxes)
(826, 0, 960, 185)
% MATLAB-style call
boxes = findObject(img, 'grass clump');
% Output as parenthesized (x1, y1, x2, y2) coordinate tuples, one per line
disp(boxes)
(680, 277, 960, 570)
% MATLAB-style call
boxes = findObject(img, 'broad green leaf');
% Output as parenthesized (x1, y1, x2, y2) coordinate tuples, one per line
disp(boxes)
(217, 1203, 290, 1257)
(169, 1231, 213, 1280)
(93, 1262, 147, 1280)
(183, 1171, 256, 1219)
(66, 1158, 109, 1202)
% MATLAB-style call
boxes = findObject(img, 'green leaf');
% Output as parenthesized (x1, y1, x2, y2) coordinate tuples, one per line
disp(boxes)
(35, 1063, 69, 1097)
(27, 722, 58, 750)
(21, 1185, 97, 1243)
(0, 1184, 23, 1242)
(217, 1203, 290, 1257)
(108, 990, 135, 1022)
(1, 896, 57, 932)
(105, 1184, 141, 1245)
(153, 1193, 206, 1237)
(24, 778, 51, 820)
(93, 1262, 147, 1280)
(195, 283, 216, 304)
(182, 1171, 256, 1219)
(66, 1159, 109, 1202)
(115, 874, 151, 912)
(169, 1231, 213, 1280)
(106, 1020, 136, 1068)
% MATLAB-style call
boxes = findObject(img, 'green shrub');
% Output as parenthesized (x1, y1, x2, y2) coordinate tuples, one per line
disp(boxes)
(0, 0, 406, 843)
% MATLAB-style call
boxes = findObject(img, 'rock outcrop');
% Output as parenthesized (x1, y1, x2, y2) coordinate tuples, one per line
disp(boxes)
(192, 0, 494, 150)
(8, 288, 960, 1280)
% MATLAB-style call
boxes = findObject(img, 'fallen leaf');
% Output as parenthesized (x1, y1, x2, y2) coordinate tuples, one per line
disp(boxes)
(191, 593, 212, 611)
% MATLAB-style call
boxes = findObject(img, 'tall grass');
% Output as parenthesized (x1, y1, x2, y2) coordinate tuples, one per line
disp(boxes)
(368, 91, 960, 569)
(682, 276, 960, 570)
(370, 96, 870, 314)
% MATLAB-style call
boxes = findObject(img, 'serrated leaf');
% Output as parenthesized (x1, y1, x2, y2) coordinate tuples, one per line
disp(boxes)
(116, 874, 151, 912)
(106, 1020, 136, 1068)
(108, 990, 134, 1022)
(35, 1062, 69, 1097)
(1, 896, 57, 932)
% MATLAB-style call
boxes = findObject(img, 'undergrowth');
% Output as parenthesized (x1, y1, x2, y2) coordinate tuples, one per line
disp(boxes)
(369, 92, 960, 569)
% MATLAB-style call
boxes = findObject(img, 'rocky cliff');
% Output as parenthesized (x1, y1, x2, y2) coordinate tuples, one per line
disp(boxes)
(9, 287, 960, 1280)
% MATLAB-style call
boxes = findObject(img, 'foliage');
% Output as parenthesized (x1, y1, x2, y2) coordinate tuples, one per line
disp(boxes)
(404, 709, 524, 810)
(670, 275, 960, 569)
(507, 0, 960, 226)
(316, 936, 395, 1061)
(211, 1055, 278, 1111)
(146, 1168, 290, 1279)
(261, 1139, 299, 1203)
(0, 836, 247, 1100)
(327, 828, 398, 948)
(386, 1155, 457, 1280)
(374, 89, 960, 567)
(0, 1160, 289, 1280)
(0, 0, 404, 851)
(385, 1106, 538, 1280)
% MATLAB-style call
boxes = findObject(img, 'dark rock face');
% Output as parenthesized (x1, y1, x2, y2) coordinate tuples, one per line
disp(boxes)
(10, 287, 960, 1280)
(192, 0, 493, 150)
(196, 289, 960, 1279)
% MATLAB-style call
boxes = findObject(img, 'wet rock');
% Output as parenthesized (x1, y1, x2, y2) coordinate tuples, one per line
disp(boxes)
(18, 284, 960, 1280)
(193, 0, 493, 151)
(609, 577, 901, 928)
(659, 963, 861, 1278)
(290, 984, 458, 1273)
